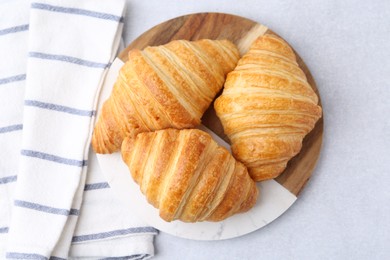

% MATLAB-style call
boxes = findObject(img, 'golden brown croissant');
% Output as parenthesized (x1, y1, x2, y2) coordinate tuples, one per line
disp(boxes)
(92, 39, 240, 154)
(214, 34, 322, 181)
(121, 128, 258, 222)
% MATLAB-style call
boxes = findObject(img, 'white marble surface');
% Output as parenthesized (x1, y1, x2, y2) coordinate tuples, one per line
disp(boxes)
(120, 0, 390, 259)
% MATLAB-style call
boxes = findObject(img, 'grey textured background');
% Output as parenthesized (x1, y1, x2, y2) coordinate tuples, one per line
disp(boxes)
(122, 1, 390, 259)
(1, 0, 388, 259)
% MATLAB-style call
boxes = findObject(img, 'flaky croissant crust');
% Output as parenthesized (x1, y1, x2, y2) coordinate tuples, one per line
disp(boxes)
(215, 34, 322, 181)
(92, 39, 239, 154)
(121, 128, 258, 222)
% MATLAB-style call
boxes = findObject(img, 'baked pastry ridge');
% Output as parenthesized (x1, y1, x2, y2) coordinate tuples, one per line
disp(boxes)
(214, 34, 322, 181)
(92, 39, 240, 154)
(121, 128, 258, 222)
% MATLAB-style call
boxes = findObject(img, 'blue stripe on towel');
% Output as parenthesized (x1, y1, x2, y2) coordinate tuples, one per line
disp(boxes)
(21, 149, 88, 167)
(84, 182, 110, 191)
(72, 227, 159, 243)
(5, 253, 66, 260)
(0, 227, 9, 233)
(0, 24, 29, 36)
(28, 52, 110, 69)
(0, 175, 17, 185)
(31, 3, 123, 22)
(14, 200, 80, 216)
(0, 124, 23, 134)
(100, 254, 150, 260)
(24, 100, 96, 117)
(6, 252, 48, 260)
(69, 208, 80, 216)
(0, 74, 26, 85)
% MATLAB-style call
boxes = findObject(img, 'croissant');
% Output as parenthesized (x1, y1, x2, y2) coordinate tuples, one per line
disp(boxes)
(121, 128, 258, 222)
(214, 34, 322, 181)
(92, 39, 240, 154)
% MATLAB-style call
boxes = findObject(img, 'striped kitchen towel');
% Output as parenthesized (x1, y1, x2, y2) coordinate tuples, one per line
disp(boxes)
(0, 0, 157, 259)
(69, 151, 157, 259)
(0, 0, 30, 255)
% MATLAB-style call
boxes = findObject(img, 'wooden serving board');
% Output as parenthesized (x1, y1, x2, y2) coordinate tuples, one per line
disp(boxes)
(118, 13, 323, 197)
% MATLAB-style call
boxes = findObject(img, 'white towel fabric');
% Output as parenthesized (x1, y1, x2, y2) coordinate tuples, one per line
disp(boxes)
(0, 0, 30, 255)
(69, 152, 156, 259)
(0, 0, 157, 259)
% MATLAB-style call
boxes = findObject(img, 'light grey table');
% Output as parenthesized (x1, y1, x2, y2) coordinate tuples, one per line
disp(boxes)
(122, 0, 390, 259)
(1, 0, 387, 258)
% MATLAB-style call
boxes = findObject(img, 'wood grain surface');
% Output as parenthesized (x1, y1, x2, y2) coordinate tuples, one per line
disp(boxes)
(118, 12, 323, 197)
